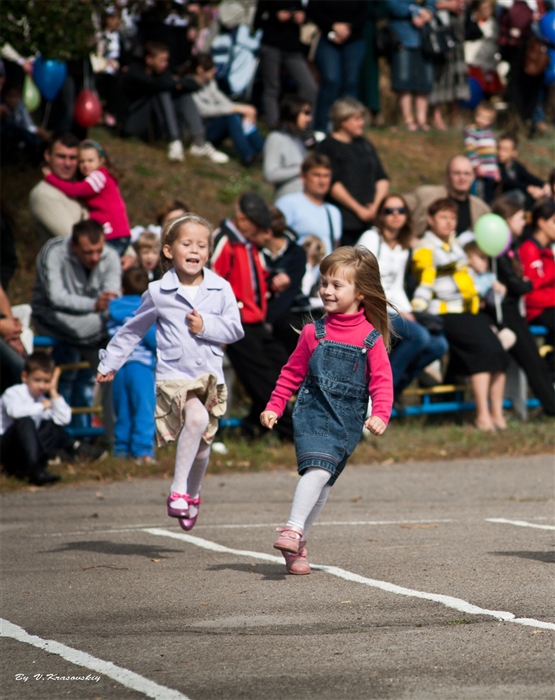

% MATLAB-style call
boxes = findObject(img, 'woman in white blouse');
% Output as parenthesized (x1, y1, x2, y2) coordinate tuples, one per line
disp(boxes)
(357, 194, 449, 399)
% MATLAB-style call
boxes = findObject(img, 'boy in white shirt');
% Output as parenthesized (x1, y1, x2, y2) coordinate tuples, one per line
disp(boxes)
(1, 352, 73, 485)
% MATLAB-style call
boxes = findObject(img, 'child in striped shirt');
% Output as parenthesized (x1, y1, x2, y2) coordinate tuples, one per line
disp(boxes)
(464, 102, 500, 205)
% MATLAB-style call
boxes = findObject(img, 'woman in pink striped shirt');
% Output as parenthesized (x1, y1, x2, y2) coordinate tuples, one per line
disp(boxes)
(43, 139, 131, 256)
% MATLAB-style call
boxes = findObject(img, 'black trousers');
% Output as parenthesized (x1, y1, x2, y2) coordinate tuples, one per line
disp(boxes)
(503, 306, 555, 415)
(226, 323, 293, 440)
(0, 418, 74, 478)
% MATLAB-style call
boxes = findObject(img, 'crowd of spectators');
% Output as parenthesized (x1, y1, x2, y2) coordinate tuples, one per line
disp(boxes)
(1, 0, 554, 483)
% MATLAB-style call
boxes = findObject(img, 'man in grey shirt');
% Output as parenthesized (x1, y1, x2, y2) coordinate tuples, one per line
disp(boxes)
(32, 220, 121, 440)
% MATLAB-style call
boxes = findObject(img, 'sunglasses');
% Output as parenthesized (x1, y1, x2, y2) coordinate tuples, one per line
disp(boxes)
(384, 207, 406, 215)
(301, 109, 312, 115)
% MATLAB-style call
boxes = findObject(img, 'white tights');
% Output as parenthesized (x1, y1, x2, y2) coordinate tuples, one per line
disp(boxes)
(286, 467, 331, 537)
(170, 394, 210, 511)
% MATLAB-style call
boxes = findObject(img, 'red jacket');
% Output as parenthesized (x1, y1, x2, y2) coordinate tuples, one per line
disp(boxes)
(45, 167, 131, 241)
(211, 220, 268, 324)
(519, 238, 555, 322)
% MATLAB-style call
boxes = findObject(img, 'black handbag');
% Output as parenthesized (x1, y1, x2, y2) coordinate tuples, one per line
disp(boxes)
(376, 23, 402, 58)
(421, 15, 457, 61)
(413, 311, 445, 335)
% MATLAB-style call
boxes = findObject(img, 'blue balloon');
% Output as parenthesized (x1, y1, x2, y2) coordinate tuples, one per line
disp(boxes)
(33, 56, 67, 102)
(546, 49, 555, 86)
(539, 10, 555, 45)
(459, 77, 483, 110)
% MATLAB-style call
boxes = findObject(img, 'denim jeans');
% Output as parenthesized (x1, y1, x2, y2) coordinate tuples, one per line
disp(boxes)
(313, 37, 366, 132)
(389, 315, 449, 396)
(205, 114, 264, 164)
(52, 343, 95, 430)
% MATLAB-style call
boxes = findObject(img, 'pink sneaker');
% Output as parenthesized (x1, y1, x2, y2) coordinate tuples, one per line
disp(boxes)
(283, 541, 310, 575)
(178, 496, 201, 531)
(167, 492, 190, 518)
(273, 526, 303, 554)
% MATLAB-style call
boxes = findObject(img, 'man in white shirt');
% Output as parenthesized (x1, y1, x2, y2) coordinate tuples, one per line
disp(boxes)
(275, 153, 342, 256)
(29, 133, 88, 242)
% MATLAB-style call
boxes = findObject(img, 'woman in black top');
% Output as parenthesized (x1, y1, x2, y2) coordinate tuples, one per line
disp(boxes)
(307, 0, 369, 134)
(490, 196, 555, 415)
(315, 97, 389, 246)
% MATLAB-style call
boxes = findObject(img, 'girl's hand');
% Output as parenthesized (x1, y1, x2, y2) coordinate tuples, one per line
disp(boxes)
(365, 415, 386, 435)
(187, 309, 204, 334)
(96, 371, 115, 383)
(260, 410, 279, 429)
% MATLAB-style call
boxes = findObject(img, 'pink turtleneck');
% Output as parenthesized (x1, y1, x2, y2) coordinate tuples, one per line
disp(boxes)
(266, 309, 393, 423)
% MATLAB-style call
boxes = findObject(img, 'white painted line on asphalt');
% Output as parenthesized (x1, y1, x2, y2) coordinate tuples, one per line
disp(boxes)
(1, 619, 190, 700)
(29, 519, 456, 538)
(486, 518, 555, 531)
(144, 528, 555, 632)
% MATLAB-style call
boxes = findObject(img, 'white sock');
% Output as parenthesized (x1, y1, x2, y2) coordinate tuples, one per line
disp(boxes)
(186, 440, 210, 518)
(286, 467, 331, 533)
(170, 395, 209, 508)
(303, 484, 331, 537)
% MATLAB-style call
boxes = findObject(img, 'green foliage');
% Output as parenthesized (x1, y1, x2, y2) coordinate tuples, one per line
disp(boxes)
(0, 0, 151, 62)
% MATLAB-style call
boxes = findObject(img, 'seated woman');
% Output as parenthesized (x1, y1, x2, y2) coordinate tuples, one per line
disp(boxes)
(262, 206, 313, 355)
(315, 97, 389, 246)
(358, 195, 448, 401)
(189, 53, 264, 166)
(489, 196, 555, 414)
(262, 95, 312, 201)
(411, 197, 508, 431)
(519, 198, 555, 349)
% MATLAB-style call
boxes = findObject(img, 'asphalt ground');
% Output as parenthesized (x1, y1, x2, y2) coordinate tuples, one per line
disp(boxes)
(1, 453, 554, 700)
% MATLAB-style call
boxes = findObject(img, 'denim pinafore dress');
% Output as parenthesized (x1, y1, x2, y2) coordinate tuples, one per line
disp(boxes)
(292, 318, 381, 485)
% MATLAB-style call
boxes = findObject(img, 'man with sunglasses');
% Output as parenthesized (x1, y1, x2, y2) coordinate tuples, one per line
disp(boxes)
(405, 155, 490, 237)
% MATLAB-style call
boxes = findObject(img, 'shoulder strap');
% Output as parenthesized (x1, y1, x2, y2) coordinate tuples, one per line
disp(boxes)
(314, 317, 326, 339)
(363, 329, 381, 349)
(323, 205, 335, 253)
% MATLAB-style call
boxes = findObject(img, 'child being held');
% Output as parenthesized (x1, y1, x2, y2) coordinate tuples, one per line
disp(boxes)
(43, 139, 132, 257)
(0, 352, 104, 485)
(464, 240, 516, 350)
(134, 231, 161, 282)
(108, 267, 157, 461)
(463, 101, 500, 204)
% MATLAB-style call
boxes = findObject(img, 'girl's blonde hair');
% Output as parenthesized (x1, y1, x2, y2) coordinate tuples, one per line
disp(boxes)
(320, 246, 391, 350)
(160, 213, 213, 272)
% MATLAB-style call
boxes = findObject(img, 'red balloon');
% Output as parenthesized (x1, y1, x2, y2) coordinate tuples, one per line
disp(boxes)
(74, 89, 102, 128)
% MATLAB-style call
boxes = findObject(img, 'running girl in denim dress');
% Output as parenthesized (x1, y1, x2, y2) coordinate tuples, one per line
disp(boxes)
(96, 214, 244, 530)
(261, 246, 393, 574)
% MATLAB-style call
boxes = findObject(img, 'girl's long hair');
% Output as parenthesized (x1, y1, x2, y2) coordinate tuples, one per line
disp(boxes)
(320, 246, 392, 350)
(160, 213, 213, 273)
(375, 194, 414, 250)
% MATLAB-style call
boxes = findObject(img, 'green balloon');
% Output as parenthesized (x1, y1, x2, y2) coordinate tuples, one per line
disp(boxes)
(23, 74, 41, 113)
(474, 213, 510, 257)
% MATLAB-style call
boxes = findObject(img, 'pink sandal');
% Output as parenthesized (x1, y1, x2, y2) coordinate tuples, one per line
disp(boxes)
(273, 526, 303, 554)
(178, 496, 201, 531)
(283, 541, 311, 575)
(167, 492, 190, 518)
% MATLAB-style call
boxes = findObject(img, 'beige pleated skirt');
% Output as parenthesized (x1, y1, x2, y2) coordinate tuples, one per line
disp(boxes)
(155, 374, 228, 446)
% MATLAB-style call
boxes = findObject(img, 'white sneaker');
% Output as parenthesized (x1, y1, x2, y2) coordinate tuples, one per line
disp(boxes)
(189, 142, 229, 164)
(168, 140, 185, 162)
